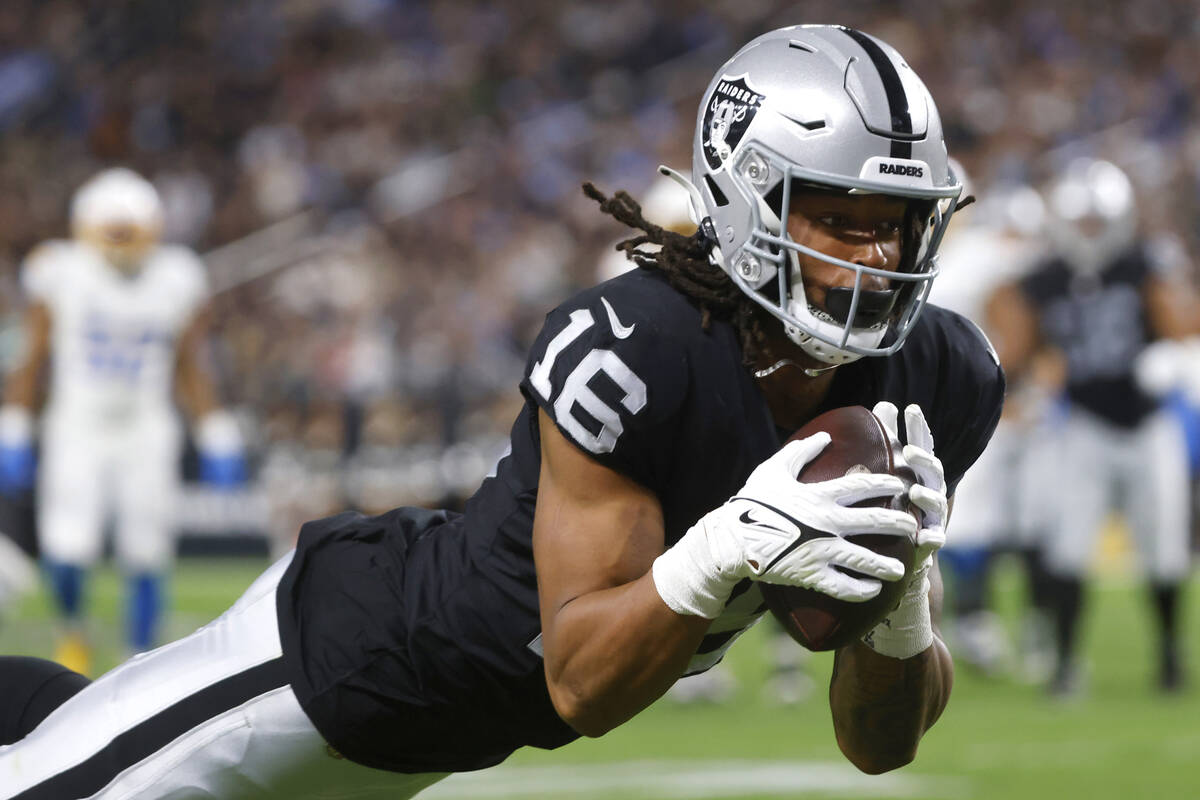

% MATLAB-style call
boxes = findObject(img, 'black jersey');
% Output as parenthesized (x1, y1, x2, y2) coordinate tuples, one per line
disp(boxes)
(1021, 246, 1158, 428)
(275, 269, 1005, 774)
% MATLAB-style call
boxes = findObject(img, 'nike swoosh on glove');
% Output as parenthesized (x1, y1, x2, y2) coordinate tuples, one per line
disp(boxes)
(652, 431, 916, 620)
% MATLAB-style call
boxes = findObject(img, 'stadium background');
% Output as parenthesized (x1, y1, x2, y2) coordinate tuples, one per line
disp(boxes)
(1, 1, 1199, 797)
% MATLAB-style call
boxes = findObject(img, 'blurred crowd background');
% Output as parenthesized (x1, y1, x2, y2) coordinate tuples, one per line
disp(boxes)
(0, 0, 1198, 552)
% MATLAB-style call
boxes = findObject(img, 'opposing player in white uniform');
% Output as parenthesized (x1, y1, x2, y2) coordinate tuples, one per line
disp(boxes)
(0, 168, 244, 675)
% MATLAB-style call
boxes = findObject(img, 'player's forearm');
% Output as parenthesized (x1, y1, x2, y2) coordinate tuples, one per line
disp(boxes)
(541, 571, 710, 737)
(2, 363, 41, 410)
(4, 304, 51, 411)
(828, 634, 953, 774)
(174, 355, 220, 420)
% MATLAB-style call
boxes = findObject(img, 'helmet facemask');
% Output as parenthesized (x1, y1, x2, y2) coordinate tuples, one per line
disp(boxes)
(75, 221, 161, 274)
(70, 167, 164, 275)
(724, 147, 956, 364)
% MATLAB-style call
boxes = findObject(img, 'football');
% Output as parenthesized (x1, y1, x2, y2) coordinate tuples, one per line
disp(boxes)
(759, 405, 917, 651)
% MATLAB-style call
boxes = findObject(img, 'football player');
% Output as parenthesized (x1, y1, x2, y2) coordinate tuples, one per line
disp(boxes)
(988, 158, 1199, 695)
(0, 26, 1002, 798)
(0, 168, 245, 676)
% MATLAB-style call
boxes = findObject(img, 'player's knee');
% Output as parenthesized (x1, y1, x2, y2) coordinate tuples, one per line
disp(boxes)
(0, 655, 91, 745)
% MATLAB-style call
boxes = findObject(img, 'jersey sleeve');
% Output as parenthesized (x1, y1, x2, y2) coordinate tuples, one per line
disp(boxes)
(162, 246, 211, 318)
(519, 286, 691, 494)
(19, 241, 71, 306)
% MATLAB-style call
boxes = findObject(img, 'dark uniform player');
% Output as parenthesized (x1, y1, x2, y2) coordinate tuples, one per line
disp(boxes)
(990, 158, 1195, 694)
(0, 25, 1003, 798)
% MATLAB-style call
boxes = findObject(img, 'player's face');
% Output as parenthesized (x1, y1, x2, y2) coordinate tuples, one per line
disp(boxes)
(785, 192, 907, 316)
(77, 222, 158, 273)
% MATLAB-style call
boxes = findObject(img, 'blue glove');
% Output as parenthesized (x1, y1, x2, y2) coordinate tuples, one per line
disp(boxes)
(0, 406, 35, 494)
(199, 450, 247, 488)
(194, 410, 247, 489)
(0, 443, 35, 493)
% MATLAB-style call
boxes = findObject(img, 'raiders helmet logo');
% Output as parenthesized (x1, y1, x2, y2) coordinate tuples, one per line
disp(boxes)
(702, 75, 764, 170)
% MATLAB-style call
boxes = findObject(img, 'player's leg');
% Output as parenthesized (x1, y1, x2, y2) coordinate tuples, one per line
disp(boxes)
(37, 423, 106, 675)
(113, 417, 181, 654)
(0, 656, 90, 746)
(0, 553, 449, 799)
(1042, 410, 1110, 696)
(1126, 409, 1191, 692)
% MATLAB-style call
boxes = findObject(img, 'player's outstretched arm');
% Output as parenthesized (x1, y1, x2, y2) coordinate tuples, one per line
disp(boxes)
(533, 409, 712, 737)
(534, 407, 916, 738)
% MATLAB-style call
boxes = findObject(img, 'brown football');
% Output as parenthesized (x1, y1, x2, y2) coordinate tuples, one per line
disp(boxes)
(759, 405, 917, 651)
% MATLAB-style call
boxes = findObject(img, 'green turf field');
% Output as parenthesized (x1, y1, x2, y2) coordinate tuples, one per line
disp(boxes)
(2, 556, 1195, 799)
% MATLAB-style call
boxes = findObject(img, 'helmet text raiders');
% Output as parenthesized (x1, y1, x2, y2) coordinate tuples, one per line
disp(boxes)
(665, 25, 964, 365)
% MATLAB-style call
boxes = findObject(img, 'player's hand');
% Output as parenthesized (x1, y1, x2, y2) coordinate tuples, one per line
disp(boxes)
(195, 410, 247, 489)
(0, 405, 36, 494)
(871, 401, 947, 576)
(864, 401, 945, 659)
(902, 403, 948, 568)
(652, 433, 914, 619)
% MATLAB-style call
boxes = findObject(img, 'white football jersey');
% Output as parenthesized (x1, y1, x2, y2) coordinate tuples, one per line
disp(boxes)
(22, 240, 209, 426)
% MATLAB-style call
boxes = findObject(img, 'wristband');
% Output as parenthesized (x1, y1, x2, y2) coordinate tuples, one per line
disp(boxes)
(651, 519, 739, 620)
(861, 564, 933, 659)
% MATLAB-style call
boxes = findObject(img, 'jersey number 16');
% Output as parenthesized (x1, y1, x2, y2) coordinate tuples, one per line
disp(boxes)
(529, 308, 648, 454)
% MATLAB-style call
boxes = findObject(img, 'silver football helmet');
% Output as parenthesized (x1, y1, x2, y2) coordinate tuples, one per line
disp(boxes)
(665, 25, 963, 364)
(1045, 157, 1136, 275)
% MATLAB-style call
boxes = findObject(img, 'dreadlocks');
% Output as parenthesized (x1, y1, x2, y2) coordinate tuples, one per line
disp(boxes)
(582, 182, 775, 368)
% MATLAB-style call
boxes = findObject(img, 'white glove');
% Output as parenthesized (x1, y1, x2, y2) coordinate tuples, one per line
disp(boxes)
(652, 431, 916, 620)
(862, 402, 948, 659)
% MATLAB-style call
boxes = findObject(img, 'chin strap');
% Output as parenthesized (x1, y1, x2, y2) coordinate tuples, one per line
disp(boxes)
(751, 358, 840, 379)
(753, 359, 802, 379)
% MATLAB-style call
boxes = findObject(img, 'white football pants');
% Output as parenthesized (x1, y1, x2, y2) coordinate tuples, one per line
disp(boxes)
(38, 412, 182, 572)
(1042, 407, 1191, 582)
(0, 553, 448, 799)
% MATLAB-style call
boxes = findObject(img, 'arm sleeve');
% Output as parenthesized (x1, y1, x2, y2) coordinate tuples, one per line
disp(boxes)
(20, 242, 67, 306)
(519, 291, 690, 494)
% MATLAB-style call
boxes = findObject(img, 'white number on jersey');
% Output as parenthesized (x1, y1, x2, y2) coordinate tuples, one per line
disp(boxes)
(530, 307, 648, 454)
